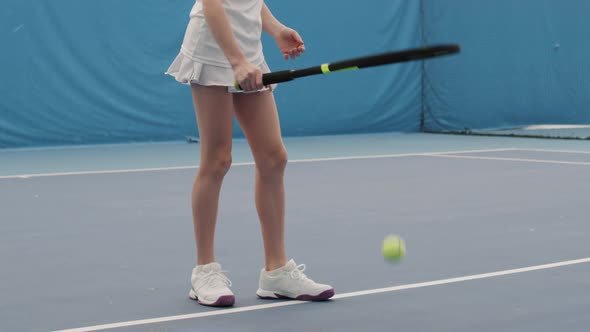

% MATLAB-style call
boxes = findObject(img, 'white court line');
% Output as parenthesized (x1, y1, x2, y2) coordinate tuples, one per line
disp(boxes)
(513, 148, 590, 155)
(0, 148, 516, 180)
(431, 154, 590, 166)
(0, 165, 199, 180)
(52, 257, 590, 332)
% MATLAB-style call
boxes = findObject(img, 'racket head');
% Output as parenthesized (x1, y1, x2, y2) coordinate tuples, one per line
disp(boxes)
(329, 44, 461, 71)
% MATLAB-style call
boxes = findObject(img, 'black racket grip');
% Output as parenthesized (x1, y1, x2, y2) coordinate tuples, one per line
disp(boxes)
(262, 70, 296, 85)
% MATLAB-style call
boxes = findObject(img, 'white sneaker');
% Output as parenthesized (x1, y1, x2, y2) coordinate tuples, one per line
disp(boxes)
(256, 259, 335, 301)
(189, 262, 235, 307)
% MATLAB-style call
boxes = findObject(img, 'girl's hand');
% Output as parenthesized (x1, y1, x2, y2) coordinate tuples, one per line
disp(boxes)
(233, 61, 263, 91)
(275, 28, 305, 60)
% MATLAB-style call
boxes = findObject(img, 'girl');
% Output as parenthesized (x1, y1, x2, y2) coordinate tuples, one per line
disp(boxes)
(166, 0, 334, 307)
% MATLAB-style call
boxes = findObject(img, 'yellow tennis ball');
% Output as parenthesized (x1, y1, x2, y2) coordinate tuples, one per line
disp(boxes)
(382, 235, 406, 262)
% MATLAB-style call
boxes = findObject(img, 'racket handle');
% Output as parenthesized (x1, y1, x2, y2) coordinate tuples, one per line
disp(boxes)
(233, 70, 295, 91)
(262, 70, 296, 85)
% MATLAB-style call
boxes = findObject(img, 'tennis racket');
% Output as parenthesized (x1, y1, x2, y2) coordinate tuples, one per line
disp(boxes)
(234, 44, 460, 90)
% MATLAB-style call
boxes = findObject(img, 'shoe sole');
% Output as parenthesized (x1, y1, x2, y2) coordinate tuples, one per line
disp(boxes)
(189, 290, 235, 307)
(257, 288, 335, 301)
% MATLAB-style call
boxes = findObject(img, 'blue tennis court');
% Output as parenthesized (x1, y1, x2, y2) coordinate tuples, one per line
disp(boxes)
(1, 133, 589, 332)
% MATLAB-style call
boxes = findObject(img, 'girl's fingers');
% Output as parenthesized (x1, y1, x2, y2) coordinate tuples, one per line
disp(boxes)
(282, 45, 305, 60)
(241, 80, 251, 92)
(255, 71, 263, 90)
(239, 70, 264, 91)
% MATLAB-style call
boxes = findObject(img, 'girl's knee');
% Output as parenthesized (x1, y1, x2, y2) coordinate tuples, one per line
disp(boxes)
(257, 147, 288, 175)
(199, 154, 232, 179)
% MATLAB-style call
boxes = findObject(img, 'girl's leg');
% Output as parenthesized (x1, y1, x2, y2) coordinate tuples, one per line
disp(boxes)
(233, 90, 288, 271)
(190, 84, 234, 265)
(233, 90, 334, 301)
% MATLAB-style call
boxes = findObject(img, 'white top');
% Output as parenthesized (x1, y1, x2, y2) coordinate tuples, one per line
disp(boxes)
(180, 0, 265, 68)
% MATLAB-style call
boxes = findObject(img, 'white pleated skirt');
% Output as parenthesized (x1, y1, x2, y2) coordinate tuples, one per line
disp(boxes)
(165, 52, 276, 93)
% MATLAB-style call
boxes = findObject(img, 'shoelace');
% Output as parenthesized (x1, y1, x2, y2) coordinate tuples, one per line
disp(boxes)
(289, 264, 314, 283)
(205, 271, 232, 288)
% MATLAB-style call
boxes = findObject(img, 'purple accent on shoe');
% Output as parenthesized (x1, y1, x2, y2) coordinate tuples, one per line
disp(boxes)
(192, 295, 235, 307)
(295, 288, 335, 301)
